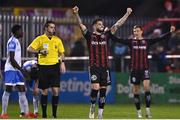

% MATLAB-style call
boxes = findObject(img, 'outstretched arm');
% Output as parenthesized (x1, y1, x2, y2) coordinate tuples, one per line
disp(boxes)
(72, 6, 87, 34)
(110, 8, 132, 34)
(149, 26, 176, 45)
(110, 34, 131, 46)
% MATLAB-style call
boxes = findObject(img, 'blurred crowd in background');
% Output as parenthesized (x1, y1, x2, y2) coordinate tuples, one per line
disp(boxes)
(0, 0, 180, 72)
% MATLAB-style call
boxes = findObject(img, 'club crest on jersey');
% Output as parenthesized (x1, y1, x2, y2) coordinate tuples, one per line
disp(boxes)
(141, 40, 145, 44)
(101, 34, 105, 38)
(91, 75, 97, 81)
(132, 77, 136, 82)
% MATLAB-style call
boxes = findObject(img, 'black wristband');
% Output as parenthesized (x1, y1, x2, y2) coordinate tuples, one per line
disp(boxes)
(62, 60, 65, 62)
(38, 50, 41, 54)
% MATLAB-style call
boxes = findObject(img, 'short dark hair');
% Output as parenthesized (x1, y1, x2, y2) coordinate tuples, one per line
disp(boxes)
(92, 18, 103, 26)
(44, 20, 55, 29)
(133, 25, 143, 30)
(11, 24, 22, 35)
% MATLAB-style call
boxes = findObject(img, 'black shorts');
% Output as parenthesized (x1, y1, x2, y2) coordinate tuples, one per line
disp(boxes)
(89, 66, 111, 86)
(130, 69, 150, 85)
(38, 63, 60, 90)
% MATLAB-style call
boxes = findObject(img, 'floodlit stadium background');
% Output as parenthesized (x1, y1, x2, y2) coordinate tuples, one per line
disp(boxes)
(0, 0, 180, 119)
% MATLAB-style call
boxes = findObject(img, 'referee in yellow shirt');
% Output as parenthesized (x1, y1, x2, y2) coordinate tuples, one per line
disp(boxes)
(27, 21, 66, 118)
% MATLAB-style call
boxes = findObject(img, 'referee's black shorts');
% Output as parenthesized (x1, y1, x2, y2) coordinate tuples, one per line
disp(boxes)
(38, 63, 60, 90)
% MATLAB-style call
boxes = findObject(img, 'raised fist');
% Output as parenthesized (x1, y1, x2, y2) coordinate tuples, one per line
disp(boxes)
(72, 6, 79, 14)
(127, 8, 132, 15)
(170, 25, 176, 32)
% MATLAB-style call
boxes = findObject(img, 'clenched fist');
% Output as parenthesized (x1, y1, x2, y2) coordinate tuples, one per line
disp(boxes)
(72, 6, 79, 14)
(170, 25, 176, 32)
(127, 8, 132, 15)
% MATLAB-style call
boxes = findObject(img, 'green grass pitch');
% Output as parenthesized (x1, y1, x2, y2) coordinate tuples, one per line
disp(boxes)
(0, 103, 180, 119)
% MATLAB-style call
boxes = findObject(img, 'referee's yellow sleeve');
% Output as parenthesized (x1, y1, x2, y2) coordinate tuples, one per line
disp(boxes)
(58, 38, 65, 54)
(29, 36, 41, 50)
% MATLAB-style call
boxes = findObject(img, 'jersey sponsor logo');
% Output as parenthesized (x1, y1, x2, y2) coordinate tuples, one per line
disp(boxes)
(91, 41, 107, 45)
(133, 46, 147, 49)
(91, 75, 97, 81)
(101, 34, 105, 39)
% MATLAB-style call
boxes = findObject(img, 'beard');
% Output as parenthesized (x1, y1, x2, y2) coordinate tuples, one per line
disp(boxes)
(47, 31, 55, 36)
(96, 28, 104, 33)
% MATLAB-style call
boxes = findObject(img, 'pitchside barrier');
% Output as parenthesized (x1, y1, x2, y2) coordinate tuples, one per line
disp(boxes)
(0, 71, 116, 103)
(0, 71, 180, 104)
(116, 72, 180, 104)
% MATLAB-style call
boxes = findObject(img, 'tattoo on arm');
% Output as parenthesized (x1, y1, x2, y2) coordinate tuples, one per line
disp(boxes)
(75, 13, 87, 34)
(111, 13, 130, 34)
(75, 13, 82, 25)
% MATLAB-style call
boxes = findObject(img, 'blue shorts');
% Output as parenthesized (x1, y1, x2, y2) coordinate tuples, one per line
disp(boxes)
(4, 70, 25, 86)
(26, 80, 35, 91)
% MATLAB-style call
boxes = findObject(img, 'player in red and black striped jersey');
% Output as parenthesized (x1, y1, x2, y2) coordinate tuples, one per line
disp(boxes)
(72, 6, 132, 119)
(111, 25, 176, 118)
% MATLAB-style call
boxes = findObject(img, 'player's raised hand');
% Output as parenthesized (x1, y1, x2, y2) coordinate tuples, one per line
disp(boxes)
(72, 6, 79, 14)
(170, 25, 176, 32)
(127, 8, 132, 15)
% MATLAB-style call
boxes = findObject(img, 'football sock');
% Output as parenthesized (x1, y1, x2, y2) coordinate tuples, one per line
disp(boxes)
(145, 91, 151, 108)
(2, 91, 10, 114)
(98, 108, 104, 116)
(98, 88, 106, 109)
(33, 95, 39, 114)
(134, 94, 141, 110)
(90, 89, 98, 104)
(52, 95, 59, 118)
(41, 95, 48, 118)
(18, 92, 29, 114)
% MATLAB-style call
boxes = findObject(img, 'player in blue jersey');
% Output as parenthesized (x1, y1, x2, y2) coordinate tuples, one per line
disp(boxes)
(0, 25, 33, 119)
(22, 60, 39, 118)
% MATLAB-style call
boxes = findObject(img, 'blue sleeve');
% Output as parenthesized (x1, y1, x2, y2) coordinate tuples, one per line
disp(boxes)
(8, 41, 16, 51)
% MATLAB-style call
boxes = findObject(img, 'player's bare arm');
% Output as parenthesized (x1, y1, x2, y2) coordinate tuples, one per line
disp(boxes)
(149, 25, 176, 45)
(27, 46, 48, 55)
(9, 51, 29, 78)
(159, 25, 176, 38)
(72, 6, 87, 34)
(110, 8, 132, 34)
(59, 53, 66, 73)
